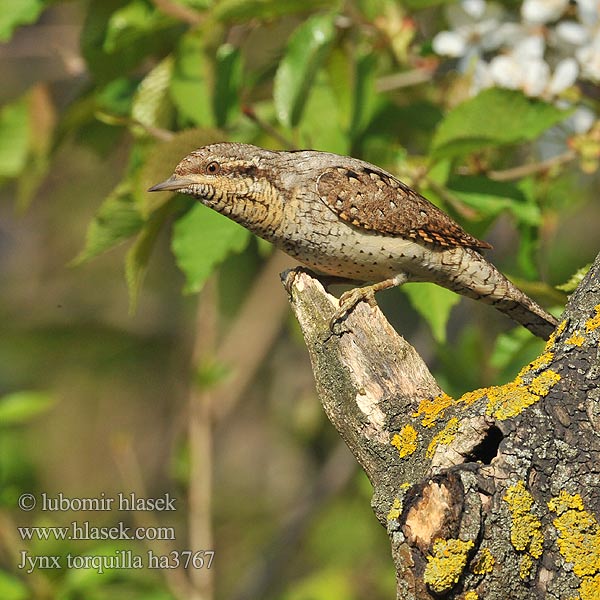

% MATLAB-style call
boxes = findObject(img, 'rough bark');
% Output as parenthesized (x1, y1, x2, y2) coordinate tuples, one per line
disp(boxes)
(282, 252, 600, 600)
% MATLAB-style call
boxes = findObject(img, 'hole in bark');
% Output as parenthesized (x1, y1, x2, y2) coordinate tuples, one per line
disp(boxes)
(464, 425, 503, 464)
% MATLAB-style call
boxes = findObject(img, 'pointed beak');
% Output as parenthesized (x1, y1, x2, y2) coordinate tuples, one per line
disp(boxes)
(147, 175, 196, 192)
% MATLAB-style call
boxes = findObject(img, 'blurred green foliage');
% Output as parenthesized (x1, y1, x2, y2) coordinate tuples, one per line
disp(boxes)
(0, 0, 598, 598)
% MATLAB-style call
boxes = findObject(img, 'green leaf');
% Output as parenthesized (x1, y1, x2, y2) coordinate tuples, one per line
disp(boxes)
(170, 31, 213, 127)
(214, 0, 334, 22)
(126, 198, 180, 311)
(131, 56, 174, 135)
(350, 53, 378, 140)
(432, 89, 570, 159)
(515, 224, 539, 280)
(213, 43, 243, 128)
(274, 12, 336, 128)
(0, 391, 54, 426)
(402, 283, 461, 343)
(0, 0, 44, 42)
(96, 78, 139, 117)
(172, 203, 251, 294)
(0, 97, 29, 178)
(299, 71, 347, 153)
(0, 570, 28, 600)
(73, 181, 144, 265)
(446, 176, 541, 226)
(81, 0, 179, 83)
(103, 0, 176, 53)
(556, 263, 592, 292)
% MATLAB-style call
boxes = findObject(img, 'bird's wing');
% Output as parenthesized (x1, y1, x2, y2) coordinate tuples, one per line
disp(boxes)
(316, 166, 492, 250)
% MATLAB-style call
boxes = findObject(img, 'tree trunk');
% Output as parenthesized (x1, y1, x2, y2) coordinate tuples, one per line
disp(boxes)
(282, 252, 600, 600)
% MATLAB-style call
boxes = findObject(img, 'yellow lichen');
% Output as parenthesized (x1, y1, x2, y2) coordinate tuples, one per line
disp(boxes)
(423, 538, 474, 593)
(503, 481, 544, 559)
(387, 497, 403, 521)
(580, 574, 600, 600)
(545, 319, 567, 351)
(548, 491, 600, 578)
(565, 332, 585, 347)
(413, 393, 455, 427)
(529, 369, 561, 397)
(585, 305, 600, 333)
(462, 592, 479, 600)
(458, 388, 487, 406)
(426, 417, 460, 458)
(391, 424, 418, 458)
(517, 351, 554, 379)
(486, 382, 539, 421)
(519, 554, 533, 579)
(471, 547, 495, 575)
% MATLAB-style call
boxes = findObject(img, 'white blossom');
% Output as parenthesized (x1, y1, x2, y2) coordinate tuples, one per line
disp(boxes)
(433, 0, 506, 62)
(576, 33, 600, 81)
(521, 0, 569, 24)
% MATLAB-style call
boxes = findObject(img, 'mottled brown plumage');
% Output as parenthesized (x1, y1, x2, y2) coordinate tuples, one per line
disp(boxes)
(316, 166, 492, 250)
(149, 142, 558, 339)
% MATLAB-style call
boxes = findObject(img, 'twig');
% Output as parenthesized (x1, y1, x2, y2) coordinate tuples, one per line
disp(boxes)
(94, 112, 175, 142)
(459, 149, 577, 182)
(112, 437, 193, 600)
(241, 105, 296, 150)
(376, 68, 434, 92)
(424, 178, 481, 221)
(187, 281, 218, 600)
(151, 0, 204, 25)
(212, 251, 294, 423)
(0, 511, 54, 599)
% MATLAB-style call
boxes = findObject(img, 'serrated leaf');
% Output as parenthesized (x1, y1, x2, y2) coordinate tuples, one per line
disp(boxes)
(126, 199, 180, 312)
(73, 181, 144, 265)
(137, 128, 223, 216)
(0, 97, 29, 178)
(213, 43, 243, 128)
(170, 31, 213, 127)
(432, 89, 570, 159)
(172, 203, 251, 294)
(556, 263, 592, 292)
(402, 283, 461, 343)
(274, 12, 336, 128)
(447, 176, 541, 226)
(0, 0, 44, 42)
(131, 56, 174, 135)
(214, 0, 334, 22)
(0, 391, 54, 426)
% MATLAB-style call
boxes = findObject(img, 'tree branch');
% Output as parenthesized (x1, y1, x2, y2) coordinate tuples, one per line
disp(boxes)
(282, 252, 600, 599)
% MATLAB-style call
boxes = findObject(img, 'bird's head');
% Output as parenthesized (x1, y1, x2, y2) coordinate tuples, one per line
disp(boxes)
(148, 142, 281, 214)
(148, 143, 289, 237)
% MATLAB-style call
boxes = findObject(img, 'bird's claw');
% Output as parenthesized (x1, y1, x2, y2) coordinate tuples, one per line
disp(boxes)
(328, 287, 377, 334)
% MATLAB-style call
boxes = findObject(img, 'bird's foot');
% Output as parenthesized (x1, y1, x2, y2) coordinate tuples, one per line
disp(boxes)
(328, 274, 407, 334)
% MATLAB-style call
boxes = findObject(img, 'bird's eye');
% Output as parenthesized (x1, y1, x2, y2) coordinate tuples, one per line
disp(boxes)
(206, 161, 220, 174)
